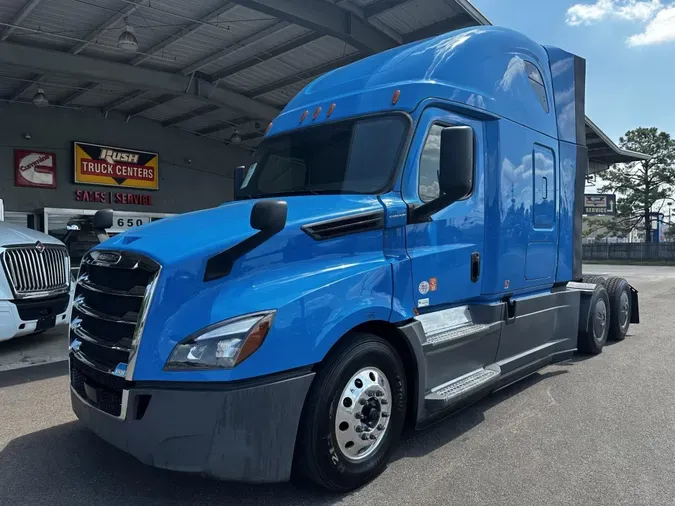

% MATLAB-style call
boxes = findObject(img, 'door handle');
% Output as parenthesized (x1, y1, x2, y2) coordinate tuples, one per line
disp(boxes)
(542, 176, 548, 200)
(471, 252, 480, 282)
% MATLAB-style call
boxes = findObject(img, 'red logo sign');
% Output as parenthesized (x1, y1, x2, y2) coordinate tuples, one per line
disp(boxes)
(75, 190, 153, 206)
(15, 150, 56, 188)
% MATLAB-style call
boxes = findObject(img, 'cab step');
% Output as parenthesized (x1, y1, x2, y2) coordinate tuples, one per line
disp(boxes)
(424, 323, 494, 346)
(425, 364, 501, 407)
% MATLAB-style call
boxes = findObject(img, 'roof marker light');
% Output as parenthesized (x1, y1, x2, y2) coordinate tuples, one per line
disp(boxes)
(327, 103, 336, 117)
(313, 106, 322, 120)
(300, 110, 309, 123)
(392, 89, 401, 105)
(265, 122, 273, 134)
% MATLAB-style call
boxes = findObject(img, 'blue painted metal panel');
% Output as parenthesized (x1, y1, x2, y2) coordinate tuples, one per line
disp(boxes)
(556, 141, 580, 282)
(481, 120, 559, 294)
(401, 107, 486, 309)
(269, 27, 557, 142)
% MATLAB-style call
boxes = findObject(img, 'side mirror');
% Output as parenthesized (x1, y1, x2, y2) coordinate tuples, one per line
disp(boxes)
(250, 200, 287, 234)
(439, 125, 474, 201)
(233, 165, 246, 197)
(411, 125, 474, 223)
(93, 209, 113, 230)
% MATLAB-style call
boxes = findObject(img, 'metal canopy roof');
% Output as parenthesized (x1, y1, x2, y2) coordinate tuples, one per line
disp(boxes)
(0, 0, 648, 167)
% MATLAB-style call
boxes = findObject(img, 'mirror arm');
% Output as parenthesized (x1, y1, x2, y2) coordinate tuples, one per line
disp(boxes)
(408, 194, 454, 224)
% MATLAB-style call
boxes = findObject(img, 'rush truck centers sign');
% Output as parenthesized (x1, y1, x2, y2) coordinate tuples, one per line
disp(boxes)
(74, 142, 159, 190)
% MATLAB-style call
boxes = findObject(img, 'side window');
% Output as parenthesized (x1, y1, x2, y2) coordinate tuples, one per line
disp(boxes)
(418, 124, 444, 202)
(524, 61, 549, 113)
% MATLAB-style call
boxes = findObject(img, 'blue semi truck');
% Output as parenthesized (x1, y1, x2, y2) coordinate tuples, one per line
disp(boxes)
(69, 26, 639, 491)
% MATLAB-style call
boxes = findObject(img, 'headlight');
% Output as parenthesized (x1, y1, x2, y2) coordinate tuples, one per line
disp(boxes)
(165, 311, 275, 370)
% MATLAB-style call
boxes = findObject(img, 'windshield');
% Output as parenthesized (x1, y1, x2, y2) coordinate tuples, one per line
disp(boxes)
(237, 114, 408, 199)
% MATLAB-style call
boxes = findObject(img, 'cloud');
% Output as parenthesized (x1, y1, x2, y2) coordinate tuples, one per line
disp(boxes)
(566, 0, 662, 25)
(627, 5, 675, 45)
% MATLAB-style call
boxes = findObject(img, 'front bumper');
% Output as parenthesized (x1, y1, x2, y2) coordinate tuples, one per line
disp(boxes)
(0, 295, 70, 342)
(71, 367, 315, 483)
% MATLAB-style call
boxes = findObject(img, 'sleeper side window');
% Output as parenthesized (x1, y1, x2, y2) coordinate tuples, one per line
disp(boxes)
(524, 61, 549, 113)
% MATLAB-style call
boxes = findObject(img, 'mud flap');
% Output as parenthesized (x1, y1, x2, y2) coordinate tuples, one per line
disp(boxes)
(630, 285, 640, 324)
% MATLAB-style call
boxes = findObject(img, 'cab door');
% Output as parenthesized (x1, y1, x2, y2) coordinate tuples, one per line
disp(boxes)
(401, 108, 486, 310)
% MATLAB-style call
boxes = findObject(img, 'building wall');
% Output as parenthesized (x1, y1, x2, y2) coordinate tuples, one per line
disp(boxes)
(0, 102, 251, 214)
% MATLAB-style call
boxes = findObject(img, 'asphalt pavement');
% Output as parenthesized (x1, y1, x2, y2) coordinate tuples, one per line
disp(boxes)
(1, 264, 674, 506)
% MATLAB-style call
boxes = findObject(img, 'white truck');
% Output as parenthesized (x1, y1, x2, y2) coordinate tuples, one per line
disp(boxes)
(0, 220, 72, 342)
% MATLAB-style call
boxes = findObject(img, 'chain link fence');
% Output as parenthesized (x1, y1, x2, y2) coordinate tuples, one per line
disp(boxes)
(583, 242, 675, 262)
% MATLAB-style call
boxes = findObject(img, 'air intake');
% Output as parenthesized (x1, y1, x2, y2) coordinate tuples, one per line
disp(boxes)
(302, 211, 385, 241)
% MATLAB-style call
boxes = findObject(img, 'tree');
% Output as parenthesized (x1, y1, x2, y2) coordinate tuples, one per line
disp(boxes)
(599, 127, 675, 242)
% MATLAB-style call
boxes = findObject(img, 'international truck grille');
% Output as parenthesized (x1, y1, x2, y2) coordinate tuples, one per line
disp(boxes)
(1, 244, 69, 298)
(70, 250, 159, 416)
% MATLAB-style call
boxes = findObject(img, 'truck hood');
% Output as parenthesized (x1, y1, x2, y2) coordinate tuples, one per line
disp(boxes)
(102, 194, 384, 266)
(0, 222, 64, 247)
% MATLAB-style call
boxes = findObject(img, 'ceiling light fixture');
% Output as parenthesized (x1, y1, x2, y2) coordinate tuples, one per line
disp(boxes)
(118, 21, 138, 52)
(32, 87, 49, 108)
(230, 130, 242, 145)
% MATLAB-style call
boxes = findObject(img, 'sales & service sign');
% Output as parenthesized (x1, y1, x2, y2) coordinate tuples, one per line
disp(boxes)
(74, 142, 159, 190)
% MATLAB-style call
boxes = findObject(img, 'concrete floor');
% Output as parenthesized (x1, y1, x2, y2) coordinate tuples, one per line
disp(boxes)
(1, 264, 674, 505)
(0, 325, 68, 372)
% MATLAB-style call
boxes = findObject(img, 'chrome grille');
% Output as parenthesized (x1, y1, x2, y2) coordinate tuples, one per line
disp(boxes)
(2, 244, 69, 298)
(70, 250, 160, 380)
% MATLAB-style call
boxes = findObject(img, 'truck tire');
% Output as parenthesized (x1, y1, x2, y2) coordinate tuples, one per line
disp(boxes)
(605, 276, 631, 341)
(582, 275, 606, 286)
(295, 333, 407, 491)
(577, 285, 610, 355)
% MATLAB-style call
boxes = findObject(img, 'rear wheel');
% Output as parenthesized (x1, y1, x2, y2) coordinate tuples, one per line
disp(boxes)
(295, 333, 407, 492)
(578, 285, 610, 355)
(605, 277, 631, 341)
(582, 275, 606, 286)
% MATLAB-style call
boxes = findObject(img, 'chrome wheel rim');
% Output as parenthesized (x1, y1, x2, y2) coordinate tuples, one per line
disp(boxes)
(619, 291, 630, 329)
(334, 367, 392, 462)
(594, 299, 607, 340)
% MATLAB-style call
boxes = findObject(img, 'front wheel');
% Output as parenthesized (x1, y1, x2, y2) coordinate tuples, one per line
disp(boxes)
(295, 333, 407, 491)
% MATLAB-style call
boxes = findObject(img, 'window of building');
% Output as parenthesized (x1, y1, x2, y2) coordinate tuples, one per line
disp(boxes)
(524, 61, 549, 113)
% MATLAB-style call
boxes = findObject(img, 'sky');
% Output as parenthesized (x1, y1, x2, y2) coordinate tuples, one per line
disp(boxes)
(471, 0, 675, 144)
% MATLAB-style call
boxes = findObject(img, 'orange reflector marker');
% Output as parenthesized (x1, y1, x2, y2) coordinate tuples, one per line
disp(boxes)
(299, 110, 309, 123)
(313, 106, 322, 120)
(392, 89, 401, 105)
(265, 122, 273, 134)
(327, 103, 336, 117)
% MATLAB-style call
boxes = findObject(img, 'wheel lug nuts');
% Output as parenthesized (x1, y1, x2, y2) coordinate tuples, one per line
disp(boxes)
(369, 434, 377, 440)
(380, 399, 388, 405)
(355, 413, 363, 420)
(376, 391, 383, 397)
(359, 398, 367, 405)
(367, 391, 375, 397)
(377, 424, 385, 430)
(355, 426, 363, 433)
(381, 412, 389, 418)
(360, 434, 369, 440)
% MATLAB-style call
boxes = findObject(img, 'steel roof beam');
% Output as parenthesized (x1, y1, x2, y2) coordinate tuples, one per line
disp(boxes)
(402, 14, 476, 43)
(57, 82, 99, 106)
(0, 0, 44, 41)
(161, 105, 220, 127)
(130, 3, 238, 66)
(363, 0, 410, 17)
(4, 73, 42, 101)
(212, 32, 320, 80)
(181, 21, 289, 76)
(197, 116, 252, 135)
(125, 93, 175, 117)
(247, 53, 361, 98)
(0, 41, 281, 120)
(101, 90, 148, 114)
(228, 0, 396, 53)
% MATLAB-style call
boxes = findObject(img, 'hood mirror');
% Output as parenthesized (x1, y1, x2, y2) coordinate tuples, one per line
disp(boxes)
(251, 200, 287, 233)
(93, 209, 113, 243)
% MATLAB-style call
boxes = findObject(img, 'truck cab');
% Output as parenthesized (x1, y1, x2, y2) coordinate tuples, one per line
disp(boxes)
(69, 26, 637, 491)
(0, 220, 72, 342)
